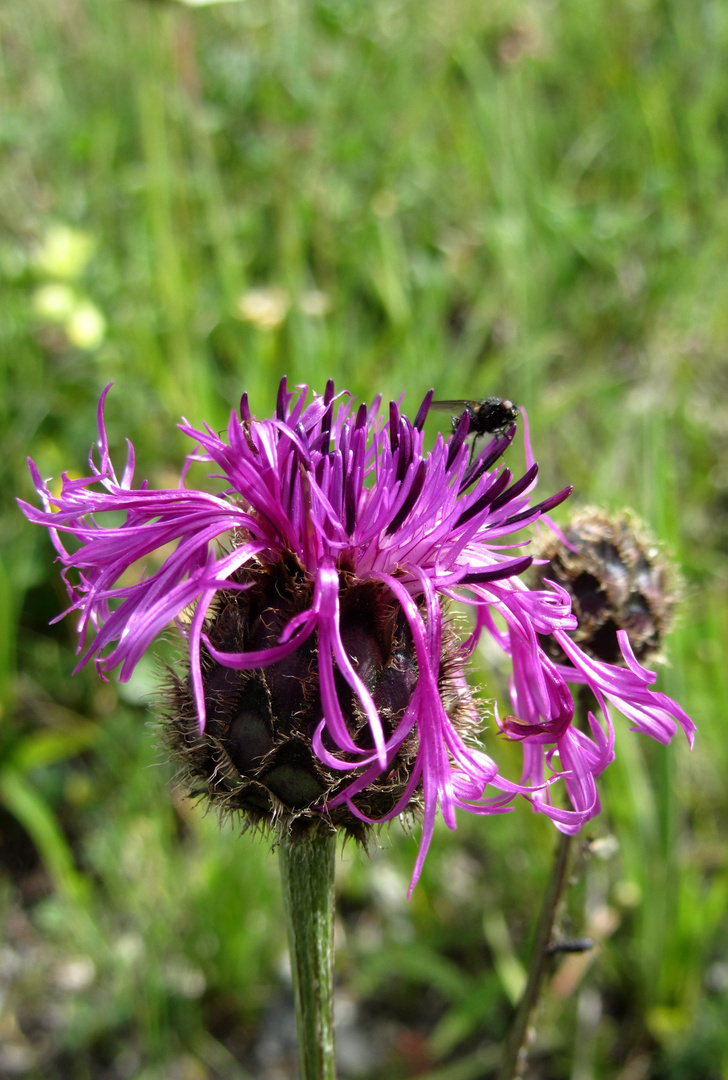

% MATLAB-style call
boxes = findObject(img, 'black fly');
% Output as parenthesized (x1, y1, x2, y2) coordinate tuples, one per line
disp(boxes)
(432, 397, 518, 466)
(431, 397, 519, 439)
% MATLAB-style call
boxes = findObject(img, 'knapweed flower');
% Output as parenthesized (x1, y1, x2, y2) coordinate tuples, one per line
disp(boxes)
(19, 380, 695, 893)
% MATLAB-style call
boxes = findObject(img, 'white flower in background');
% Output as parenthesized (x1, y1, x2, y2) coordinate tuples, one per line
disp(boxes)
(236, 287, 290, 330)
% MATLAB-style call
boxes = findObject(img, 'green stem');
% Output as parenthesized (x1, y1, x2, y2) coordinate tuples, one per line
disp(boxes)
(278, 825, 337, 1080)
(497, 832, 572, 1080)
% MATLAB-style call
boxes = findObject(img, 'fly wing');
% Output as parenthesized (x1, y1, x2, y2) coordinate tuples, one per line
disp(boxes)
(430, 399, 473, 412)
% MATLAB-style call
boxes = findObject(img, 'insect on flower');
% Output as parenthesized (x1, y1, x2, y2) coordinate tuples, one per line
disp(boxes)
(431, 396, 519, 438)
(431, 397, 519, 464)
(18, 378, 695, 895)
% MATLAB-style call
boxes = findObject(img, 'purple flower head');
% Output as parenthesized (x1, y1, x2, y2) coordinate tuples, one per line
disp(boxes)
(19, 379, 695, 894)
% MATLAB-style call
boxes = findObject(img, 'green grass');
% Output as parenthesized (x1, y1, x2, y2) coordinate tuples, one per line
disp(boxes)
(2, 0, 728, 1076)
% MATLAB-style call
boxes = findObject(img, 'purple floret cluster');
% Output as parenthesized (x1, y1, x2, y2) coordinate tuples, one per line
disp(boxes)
(20, 378, 694, 891)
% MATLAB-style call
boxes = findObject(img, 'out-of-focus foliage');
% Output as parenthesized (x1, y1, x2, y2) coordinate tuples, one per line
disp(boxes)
(2, 0, 727, 1076)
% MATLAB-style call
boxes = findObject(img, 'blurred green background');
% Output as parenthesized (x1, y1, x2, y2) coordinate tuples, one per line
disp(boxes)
(2, 0, 727, 1076)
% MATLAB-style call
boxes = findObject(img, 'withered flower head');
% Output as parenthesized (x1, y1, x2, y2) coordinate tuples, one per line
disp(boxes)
(530, 507, 679, 665)
(19, 380, 694, 892)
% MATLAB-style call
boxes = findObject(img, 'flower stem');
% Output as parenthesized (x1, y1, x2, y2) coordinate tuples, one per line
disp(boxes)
(497, 831, 572, 1080)
(278, 824, 337, 1080)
